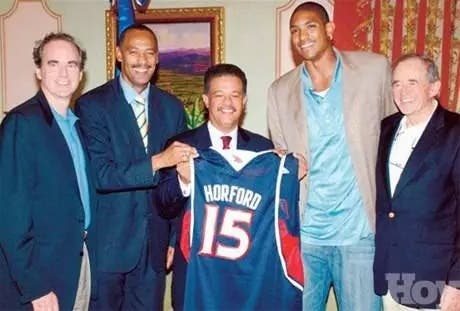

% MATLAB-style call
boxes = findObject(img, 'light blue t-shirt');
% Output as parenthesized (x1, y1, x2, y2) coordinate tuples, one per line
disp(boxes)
(300, 56, 371, 245)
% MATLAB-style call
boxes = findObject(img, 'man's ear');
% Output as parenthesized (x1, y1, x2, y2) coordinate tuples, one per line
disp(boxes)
(202, 94, 209, 109)
(35, 67, 42, 80)
(429, 80, 441, 98)
(116, 46, 122, 63)
(325, 21, 335, 41)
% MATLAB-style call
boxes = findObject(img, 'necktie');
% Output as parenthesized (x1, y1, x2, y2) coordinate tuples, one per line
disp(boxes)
(135, 96, 148, 150)
(221, 136, 232, 150)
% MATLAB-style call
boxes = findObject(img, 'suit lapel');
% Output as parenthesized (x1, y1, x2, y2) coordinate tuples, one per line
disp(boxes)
(111, 80, 146, 156)
(147, 85, 167, 155)
(289, 66, 309, 156)
(341, 54, 358, 135)
(381, 115, 402, 197)
(340, 52, 361, 153)
(392, 106, 444, 198)
(38, 93, 81, 200)
(236, 127, 250, 149)
(36, 90, 54, 126)
(194, 124, 213, 149)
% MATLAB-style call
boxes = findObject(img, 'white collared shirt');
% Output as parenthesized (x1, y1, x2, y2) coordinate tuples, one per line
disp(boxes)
(388, 108, 435, 196)
(207, 122, 238, 150)
(179, 122, 238, 196)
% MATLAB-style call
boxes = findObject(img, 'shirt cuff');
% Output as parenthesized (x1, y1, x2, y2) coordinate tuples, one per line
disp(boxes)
(178, 175, 191, 197)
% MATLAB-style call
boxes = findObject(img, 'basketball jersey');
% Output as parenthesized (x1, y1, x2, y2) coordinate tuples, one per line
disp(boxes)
(180, 148, 303, 310)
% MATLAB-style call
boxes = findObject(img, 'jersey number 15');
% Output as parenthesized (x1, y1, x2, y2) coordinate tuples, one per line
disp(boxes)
(199, 204, 253, 260)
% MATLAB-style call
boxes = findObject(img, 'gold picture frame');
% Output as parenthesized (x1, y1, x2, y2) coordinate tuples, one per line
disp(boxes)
(105, 6, 224, 79)
(105, 7, 224, 128)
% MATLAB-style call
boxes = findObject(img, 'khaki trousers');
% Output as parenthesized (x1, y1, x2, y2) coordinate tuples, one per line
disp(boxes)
(73, 243, 91, 311)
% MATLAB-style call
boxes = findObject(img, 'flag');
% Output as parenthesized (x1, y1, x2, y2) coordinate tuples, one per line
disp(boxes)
(116, 0, 150, 75)
(117, 0, 151, 39)
(117, 0, 135, 40)
(134, 0, 150, 12)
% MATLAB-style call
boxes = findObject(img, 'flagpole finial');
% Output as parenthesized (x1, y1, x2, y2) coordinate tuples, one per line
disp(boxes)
(134, 0, 151, 13)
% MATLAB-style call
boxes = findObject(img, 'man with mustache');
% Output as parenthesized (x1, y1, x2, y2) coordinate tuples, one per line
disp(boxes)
(76, 24, 195, 310)
(154, 63, 275, 310)
(267, 2, 395, 310)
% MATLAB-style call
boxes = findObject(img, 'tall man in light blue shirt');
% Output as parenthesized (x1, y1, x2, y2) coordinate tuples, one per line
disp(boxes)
(0, 32, 95, 311)
(268, 2, 394, 310)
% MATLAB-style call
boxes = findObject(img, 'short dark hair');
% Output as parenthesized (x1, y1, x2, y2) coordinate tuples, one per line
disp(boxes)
(393, 53, 440, 83)
(290, 1, 330, 24)
(204, 63, 247, 94)
(33, 32, 86, 70)
(118, 24, 158, 51)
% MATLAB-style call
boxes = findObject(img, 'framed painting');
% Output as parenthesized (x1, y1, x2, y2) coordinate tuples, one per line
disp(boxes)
(105, 7, 225, 128)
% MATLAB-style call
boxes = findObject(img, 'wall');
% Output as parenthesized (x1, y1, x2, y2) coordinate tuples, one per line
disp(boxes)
(0, 0, 286, 136)
(0, 1, 339, 309)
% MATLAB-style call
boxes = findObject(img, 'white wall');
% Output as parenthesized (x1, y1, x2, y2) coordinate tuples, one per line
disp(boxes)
(0, 0, 287, 136)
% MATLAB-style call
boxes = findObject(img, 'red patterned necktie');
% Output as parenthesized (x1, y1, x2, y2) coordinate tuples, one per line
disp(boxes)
(221, 136, 232, 150)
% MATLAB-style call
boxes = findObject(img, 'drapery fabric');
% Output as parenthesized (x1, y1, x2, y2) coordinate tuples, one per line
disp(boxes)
(333, 0, 459, 112)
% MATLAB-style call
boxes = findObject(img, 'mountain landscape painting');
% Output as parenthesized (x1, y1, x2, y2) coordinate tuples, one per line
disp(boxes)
(148, 22, 211, 128)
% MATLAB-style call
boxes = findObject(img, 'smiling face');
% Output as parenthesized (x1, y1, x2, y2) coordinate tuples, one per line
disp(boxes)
(35, 39, 83, 105)
(392, 57, 440, 121)
(203, 75, 247, 133)
(289, 9, 335, 62)
(116, 29, 158, 93)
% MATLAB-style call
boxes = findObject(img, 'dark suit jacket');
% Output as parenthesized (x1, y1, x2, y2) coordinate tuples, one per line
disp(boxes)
(154, 123, 273, 310)
(75, 79, 187, 273)
(0, 91, 96, 310)
(374, 105, 460, 308)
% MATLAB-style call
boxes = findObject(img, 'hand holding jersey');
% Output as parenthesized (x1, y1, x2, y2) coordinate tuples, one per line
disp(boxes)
(180, 148, 303, 310)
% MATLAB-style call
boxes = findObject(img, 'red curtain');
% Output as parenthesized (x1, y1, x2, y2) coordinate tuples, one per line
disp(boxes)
(332, 0, 460, 112)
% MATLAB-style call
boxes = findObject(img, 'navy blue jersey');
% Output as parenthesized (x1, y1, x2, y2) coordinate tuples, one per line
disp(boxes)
(180, 148, 303, 310)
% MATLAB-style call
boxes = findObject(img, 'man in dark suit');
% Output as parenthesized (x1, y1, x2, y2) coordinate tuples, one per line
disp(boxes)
(0, 32, 95, 310)
(374, 54, 460, 310)
(154, 64, 274, 310)
(75, 24, 195, 310)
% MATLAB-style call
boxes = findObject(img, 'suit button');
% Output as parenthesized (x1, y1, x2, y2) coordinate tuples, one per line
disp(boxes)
(388, 211, 395, 219)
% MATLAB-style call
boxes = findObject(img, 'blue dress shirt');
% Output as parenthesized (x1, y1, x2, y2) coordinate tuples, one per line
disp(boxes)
(119, 75, 150, 121)
(51, 107, 91, 229)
